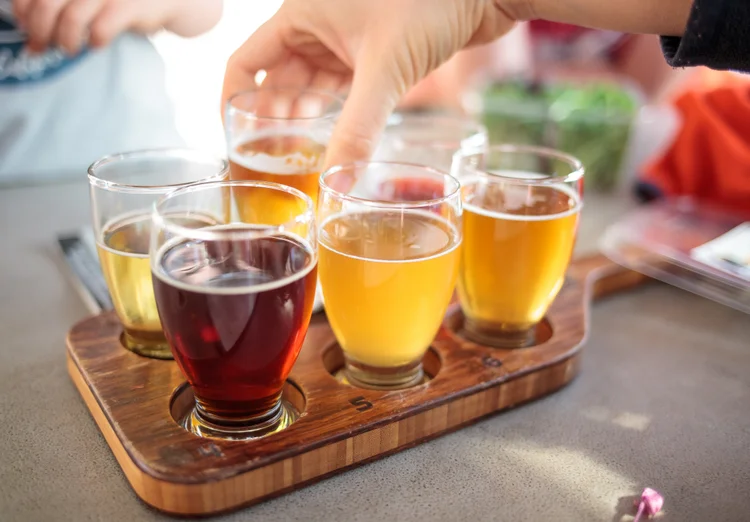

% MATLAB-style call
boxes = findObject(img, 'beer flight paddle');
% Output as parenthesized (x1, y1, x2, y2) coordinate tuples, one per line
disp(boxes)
(66, 253, 646, 515)
(68, 95, 649, 515)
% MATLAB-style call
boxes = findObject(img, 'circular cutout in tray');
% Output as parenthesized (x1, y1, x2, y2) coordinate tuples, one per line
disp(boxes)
(443, 307, 553, 348)
(169, 380, 306, 439)
(322, 343, 442, 389)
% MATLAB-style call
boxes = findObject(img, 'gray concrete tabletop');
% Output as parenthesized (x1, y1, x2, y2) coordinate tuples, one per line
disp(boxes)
(1, 180, 748, 522)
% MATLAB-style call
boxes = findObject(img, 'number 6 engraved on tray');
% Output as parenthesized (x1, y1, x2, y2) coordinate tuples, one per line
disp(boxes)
(350, 396, 373, 412)
(482, 355, 503, 369)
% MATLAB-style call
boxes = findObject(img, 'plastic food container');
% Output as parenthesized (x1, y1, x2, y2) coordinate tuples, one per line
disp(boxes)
(601, 197, 750, 314)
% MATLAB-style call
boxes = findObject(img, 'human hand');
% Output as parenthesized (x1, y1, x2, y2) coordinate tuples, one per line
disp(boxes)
(14, 0, 221, 55)
(222, 0, 516, 168)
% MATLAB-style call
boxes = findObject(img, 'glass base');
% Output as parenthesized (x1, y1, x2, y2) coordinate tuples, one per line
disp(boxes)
(341, 357, 426, 390)
(462, 317, 536, 348)
(182, 399, 300, 441)
(121, 331, 173, 360)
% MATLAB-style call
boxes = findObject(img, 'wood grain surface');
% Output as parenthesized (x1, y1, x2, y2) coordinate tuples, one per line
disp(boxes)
(66, 253, 646, 516)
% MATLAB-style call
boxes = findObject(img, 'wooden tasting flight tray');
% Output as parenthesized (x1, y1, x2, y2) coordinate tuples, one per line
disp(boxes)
(66, 253, 646, 516)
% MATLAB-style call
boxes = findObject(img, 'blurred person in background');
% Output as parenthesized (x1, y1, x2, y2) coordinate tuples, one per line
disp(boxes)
(393, 6, 750, 210)
(399, 26, 687, 113)
(0, 0, 223, 185)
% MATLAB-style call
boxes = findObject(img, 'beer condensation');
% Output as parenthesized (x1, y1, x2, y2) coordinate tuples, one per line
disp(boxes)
(458, 184, 581, 334)
(229, 133, 325, 225)
(318, 210, 460, 367)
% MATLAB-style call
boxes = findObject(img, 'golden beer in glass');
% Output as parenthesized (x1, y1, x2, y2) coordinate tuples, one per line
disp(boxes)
(452, 145, 584, 347)
(318, 162, 462, 389)
(89, 149, 228, 359)
(225, 87, 343, 225)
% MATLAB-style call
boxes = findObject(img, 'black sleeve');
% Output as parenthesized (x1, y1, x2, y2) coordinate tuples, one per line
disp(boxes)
(660, 0, 750, 72)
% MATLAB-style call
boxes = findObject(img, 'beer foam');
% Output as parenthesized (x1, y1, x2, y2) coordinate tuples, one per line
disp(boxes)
(319, 209, 461, 264)
(152, 227, 317, 296)
(96, 210, 152, 258)
(99, 210, 225, 258)
(463, 183, 582, 222)
(229, 149, 322, 176)
(97, 242, 149, 259)
(230, 129, 326, 175)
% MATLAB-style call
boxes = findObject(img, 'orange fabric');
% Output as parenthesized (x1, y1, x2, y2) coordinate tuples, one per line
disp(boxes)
(673, 69, 750, 94)
(642, 80, 750, 213)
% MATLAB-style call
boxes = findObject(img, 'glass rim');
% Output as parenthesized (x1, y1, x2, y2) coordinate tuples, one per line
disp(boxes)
(226, 86, 345, 122)
(152, 179, 316, 243)
(319, 161, 462, 209)
(453, 144, 584, 186)
(88, 148, 229, 194)
(385, 111, 487, 135)
(385, 111, 488, 148)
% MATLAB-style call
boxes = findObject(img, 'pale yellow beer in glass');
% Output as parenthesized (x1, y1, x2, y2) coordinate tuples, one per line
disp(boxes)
(452, 145, 584, 347)
(97, 212, 162, 349)
(318, 162, 462, 389)
(88, 150, 228, 359)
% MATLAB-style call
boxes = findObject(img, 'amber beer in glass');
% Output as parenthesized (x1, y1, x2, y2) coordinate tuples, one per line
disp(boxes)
(225, 87, 343, 226)
(452, 145, 584, 347)
(88, 149, 228, 359)
(318, 162, 462, 389)
(150, 180, 317, 440)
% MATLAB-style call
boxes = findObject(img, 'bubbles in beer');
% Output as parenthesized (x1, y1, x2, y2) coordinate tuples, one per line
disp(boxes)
(318, 210, 460, 368)
(458, 182, 581, 335)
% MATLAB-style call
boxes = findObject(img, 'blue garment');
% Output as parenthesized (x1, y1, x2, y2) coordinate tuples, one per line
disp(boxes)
(0, 17, 183, 184)
(0, 19, 90, 85)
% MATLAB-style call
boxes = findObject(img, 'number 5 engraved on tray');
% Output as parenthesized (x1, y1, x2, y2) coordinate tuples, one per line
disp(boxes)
(349, 396, 373, 412)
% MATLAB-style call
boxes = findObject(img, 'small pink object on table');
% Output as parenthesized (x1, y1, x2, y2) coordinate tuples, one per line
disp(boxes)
(633, 488, 664, 521)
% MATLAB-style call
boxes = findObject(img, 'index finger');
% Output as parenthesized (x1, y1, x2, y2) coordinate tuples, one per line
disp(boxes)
(323, 46, 401, 170)
(221, 15, 290, 117)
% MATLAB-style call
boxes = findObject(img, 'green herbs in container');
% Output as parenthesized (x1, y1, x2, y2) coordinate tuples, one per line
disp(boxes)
(480, 80, 639, 192)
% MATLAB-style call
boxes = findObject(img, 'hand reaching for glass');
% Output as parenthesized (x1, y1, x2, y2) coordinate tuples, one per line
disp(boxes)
(222, 0, 698, 168)
(221, 0, 517, 169)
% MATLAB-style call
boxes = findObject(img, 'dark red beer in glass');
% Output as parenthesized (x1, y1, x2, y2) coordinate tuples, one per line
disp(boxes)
(150, 180, 317, 440)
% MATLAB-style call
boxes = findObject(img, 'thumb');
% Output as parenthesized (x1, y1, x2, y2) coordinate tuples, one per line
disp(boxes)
(324, 47, 404, 170)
